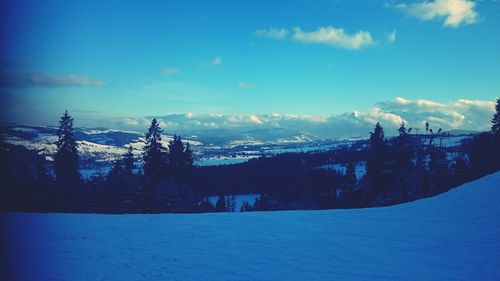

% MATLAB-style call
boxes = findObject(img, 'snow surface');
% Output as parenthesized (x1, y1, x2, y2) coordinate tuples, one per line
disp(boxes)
(195, 156, 258, 166)
(2, 172, 500, 280)
(435, 135, 472, 147)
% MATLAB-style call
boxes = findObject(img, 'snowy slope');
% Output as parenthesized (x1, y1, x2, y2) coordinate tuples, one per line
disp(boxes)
(2, 172, 500, 281)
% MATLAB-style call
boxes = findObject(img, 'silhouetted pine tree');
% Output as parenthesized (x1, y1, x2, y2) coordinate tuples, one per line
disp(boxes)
(414, 133, 426, 197)
(215, 195, 226, 212)
(105, 158, 126, 213)
(240, 201, 254, 212)
(34, 155, 54, 211)
(183, 142, 194, 180)
(54, 110, 80, 184)
(492, 98, 500, 136)
(54, 111, 81, 211)
(450, 156, 469, 187)
(143, 118, 167, 181)
(167, 135, 194, 182)
(366, 122, 389, 199)
(391, 121, 415, 201)
(427, 145, 449, 195)
(344, 162, 357, 189)
(167, 135, 185, 179)
(168, 135, 183, 173)
(464, 132, 500, 178)
(108, 159, 125, 181)
(104, 146, 139, 213)
(491, 99, 500, 172)
(198, 198, 215, 212)
(142, 119, 168, 212)
(0, 142, 49, 211)
(176, 183, 198, 213)
(121, 145, 141, 212)
(397, 121, 408, 137)
(226, 195, 236, 212)
(123, 145, 135, 176)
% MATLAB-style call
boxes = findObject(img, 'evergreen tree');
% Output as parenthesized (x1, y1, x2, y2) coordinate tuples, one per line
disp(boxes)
(226, 195, 236, 212)
(168, 135, 194, 181)
(123, 145, 135, 176)
(198, 198, 215, 212)
(450, 156, 469, 187)
(105, 159, 125, 213)
(105, 146, 137, 213)
(366, 122, 389, 198)
(414, 132, 426, 197)
(215, 195, 226, 212)
(492, 98, 500, 135)
(168, 134, 185, 178)
(344, 162, 357, 189)
(184, 142, 194, 168)
(240, 201, 253, 212)
(427, 146, 449, 195)
(463, 132, 500, 178)
(397, 121, 408, 137)
(122, 146, 141, 212)
(391, 121, 415, 201)
(143, 118, 167, 181)
(108, 159, 125, 181)
(54, 110, 80, 184)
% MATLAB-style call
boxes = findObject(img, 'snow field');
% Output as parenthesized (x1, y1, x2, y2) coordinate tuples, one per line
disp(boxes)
(2, 172, 500, 280)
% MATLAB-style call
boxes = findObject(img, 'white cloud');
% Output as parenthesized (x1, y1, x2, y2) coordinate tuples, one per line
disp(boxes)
(395, 97, 410, 104)
(162, 66, 180, 75)
(211, 56, 223, 66)
(387, 30, 397, 43)
(101, 97, 494, 139)
(416, 99, 445, 108)
(237, 82, 255, 89)
(454, 99, 494, 108)
(292, 26, 374, 50)
(253, 26, 388, 50)
(359, 108, 406, 127)
(375, 97, 495, 131)
(394, 0, 478, 27)
(249, 115, 264, 124)
(0, 71, 106, 88)
(253, 28, 289, 40)
(122, 118, 139, 126)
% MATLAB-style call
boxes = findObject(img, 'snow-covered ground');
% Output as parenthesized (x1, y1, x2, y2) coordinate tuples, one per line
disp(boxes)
(194, 155, 258, 166)
(2, 173, 500, 281)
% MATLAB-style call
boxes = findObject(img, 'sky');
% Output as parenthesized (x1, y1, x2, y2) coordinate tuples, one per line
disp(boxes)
(0, 0, 499, 136)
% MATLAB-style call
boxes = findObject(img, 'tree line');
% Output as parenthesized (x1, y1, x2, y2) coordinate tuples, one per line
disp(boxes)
(1, 98, 499, 213)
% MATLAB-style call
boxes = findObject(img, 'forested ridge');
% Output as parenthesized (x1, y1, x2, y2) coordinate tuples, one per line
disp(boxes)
(1, 99, 500, 213)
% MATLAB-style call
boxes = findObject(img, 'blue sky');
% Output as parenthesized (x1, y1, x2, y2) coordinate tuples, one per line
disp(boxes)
(0, 0, 499, 133)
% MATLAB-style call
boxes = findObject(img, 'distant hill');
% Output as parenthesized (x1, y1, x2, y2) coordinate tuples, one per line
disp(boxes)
(0, 124, 477, 177)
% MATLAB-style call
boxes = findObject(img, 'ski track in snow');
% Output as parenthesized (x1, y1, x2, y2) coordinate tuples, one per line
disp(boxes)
(2, 172, 500, 281)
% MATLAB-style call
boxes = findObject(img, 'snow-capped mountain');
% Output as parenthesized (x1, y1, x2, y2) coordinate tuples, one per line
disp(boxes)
(0, 125, 339, 168)
(0, 124, 476, 178)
